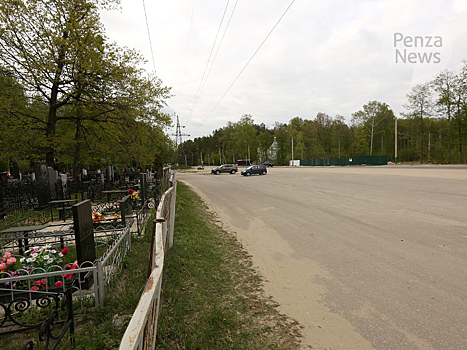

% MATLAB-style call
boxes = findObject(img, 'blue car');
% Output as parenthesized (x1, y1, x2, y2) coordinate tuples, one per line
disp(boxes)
(241, 165, 267, 176)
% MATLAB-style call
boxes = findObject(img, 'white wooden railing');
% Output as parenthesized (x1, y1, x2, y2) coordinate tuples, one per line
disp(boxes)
(119, 170, 176, 349)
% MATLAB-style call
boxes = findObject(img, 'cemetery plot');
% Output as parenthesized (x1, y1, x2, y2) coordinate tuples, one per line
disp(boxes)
(0, 168, 160, 305)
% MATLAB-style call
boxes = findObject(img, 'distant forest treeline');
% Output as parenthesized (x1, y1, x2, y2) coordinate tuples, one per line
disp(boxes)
(181, 62, 467, 166)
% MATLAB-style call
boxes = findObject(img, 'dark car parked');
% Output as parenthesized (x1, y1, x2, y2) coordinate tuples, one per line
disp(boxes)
(241, 165, 267, 176)
(211, 164, 238, 175)
(262, 161, 274, 167)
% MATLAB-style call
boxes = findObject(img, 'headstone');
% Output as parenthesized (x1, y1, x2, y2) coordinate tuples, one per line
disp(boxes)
(107, 166, 114, 182)
(72, 200, 96, 289)
(60, 174, 68, 199)
(119, 195, 130, 226)
(48, 166, 57, 200)
(34, 162, 50, 209)
(0, 172, 8, 219)
(140, 173, 147, 203)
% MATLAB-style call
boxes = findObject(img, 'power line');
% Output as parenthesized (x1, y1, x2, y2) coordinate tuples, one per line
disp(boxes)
(142, 0, 157, 73)
(179, 0, 197, 99)
(194, 0, 297, 134)
(196, 0, 239, 112)
(186, 1, 230, 123)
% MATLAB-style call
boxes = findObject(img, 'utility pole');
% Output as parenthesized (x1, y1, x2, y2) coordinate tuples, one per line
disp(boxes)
(292, 137, 294, 161)
(171, 115, 189, 148)
(395, 117, 398, 164)
(171, 115, 189, 165)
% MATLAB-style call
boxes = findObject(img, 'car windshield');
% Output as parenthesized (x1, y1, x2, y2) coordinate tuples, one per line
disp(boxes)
(247, 166, 253, 170)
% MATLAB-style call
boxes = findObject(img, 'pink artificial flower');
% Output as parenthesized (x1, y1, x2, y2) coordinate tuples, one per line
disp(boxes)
(0, 262, 7, 270)
(31, 249, 38, 254)
(41, 278, 47, 285)
(61, 248, 69, 255)
(55, 281, 63, 287)
(34, 280, 42, 286)
(3, 252, 11, 259)
(31, 286, 39, 291)
(7, 257, 16, 265)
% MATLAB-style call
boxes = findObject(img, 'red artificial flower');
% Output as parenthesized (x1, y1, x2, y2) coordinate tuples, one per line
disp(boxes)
(55, 281, 63, 287)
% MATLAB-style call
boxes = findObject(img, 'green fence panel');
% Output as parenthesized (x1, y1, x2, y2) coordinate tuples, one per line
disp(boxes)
(356, 156, 388, 165)
(298, 156, 387, 166)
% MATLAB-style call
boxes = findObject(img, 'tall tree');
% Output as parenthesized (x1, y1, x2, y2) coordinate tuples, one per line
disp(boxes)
(0, 0, 171, 169)
(452, 62, 467, 163)
(403, 83, 434, 164)
(351, 101, 394, 156)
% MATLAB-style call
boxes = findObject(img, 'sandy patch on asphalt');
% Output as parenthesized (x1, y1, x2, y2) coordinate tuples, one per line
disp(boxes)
(181, 180, 375, 350)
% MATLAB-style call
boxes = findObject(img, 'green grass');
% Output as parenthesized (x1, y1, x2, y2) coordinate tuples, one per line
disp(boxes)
(156, 183, 302, 349)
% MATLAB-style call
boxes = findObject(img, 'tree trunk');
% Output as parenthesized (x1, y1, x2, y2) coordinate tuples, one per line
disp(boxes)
(46, 105, 57, 167)
(420, 114, 424, 164)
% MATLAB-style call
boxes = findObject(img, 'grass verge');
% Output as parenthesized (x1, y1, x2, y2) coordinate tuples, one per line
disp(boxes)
(156, 182, 302, 349)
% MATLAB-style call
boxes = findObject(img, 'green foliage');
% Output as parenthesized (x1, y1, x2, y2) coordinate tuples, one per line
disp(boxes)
(352, 101, 395, 157)
(0, 0, 172, 170)
(182, 60, 467, 165)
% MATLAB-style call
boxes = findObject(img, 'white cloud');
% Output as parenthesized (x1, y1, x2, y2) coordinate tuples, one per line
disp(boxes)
(100, 0, 467, 139)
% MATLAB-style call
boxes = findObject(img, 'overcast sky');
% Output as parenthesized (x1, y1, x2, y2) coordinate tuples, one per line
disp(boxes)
(100, 0, 467, 140)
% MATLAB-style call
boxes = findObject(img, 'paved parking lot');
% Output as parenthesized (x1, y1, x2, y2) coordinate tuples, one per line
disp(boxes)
(178, 166, 467, 350)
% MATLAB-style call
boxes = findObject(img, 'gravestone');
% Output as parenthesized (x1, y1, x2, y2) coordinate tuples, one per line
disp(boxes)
(140, 173, 147, 203)
(48, 167, 57, 200)
(81, 169, 87, 181)
(72, 200, 96, 289)
(34, 162, 50, 209)
(119, 195, 130, 226)
(0, 172, 8, 219)
(60, 174, 68, 198)
(107, 166, 114, 182)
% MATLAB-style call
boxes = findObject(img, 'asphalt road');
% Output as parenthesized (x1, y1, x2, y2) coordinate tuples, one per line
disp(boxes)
(177, 166, 467, 350)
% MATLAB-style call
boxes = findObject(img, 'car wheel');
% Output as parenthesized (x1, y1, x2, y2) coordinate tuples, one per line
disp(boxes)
(246, 172, 251, 176)
(230, 170, 236, 174)
(215, 170, 220, 175)
(262, 171, 266, 175)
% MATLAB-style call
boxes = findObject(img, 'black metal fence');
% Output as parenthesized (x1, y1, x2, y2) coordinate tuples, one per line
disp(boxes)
(0, 279, 75, 349)
(0, 171, 162, 231)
